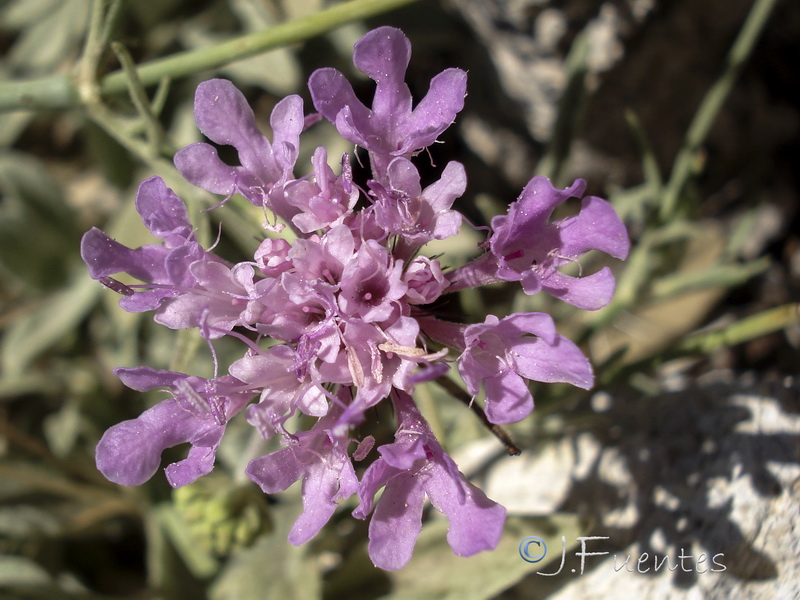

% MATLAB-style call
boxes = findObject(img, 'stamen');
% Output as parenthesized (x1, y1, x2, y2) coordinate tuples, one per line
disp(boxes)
(353, 435, 375, 461)
(99, 276, 135, 296)
(175, 378, 212, 419)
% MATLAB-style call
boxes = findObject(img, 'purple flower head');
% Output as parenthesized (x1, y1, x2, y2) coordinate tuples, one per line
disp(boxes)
(309, 26, 467, 179)
(96, 367, 252, 487)
(174, 79, 304, 222)
(353, 391, 505, 570)
(459, 312, 593, 424)
(153, 260, 277, 339)
(84, 25, 632, 572)
(245, 396, 358, 545)
(489, 176, 630, 310)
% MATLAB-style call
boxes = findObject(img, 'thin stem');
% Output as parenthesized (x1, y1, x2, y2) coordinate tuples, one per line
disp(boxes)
(434, 376, 521, 456)
(659, 0, 779, 220)
(0, 0, 423, 112)
(678, 303, 800, 354)
(76, 0, 108, 104)
(111, 41, 165, 153)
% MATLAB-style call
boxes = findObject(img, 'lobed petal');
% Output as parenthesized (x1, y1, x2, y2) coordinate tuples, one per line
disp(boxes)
(403, 68, 468, 152)
(558, 195, 631, 260)
(95, 400, 215, 486)
(174, 143, 238, 194)
(540, 267, 617, 310)
(134, 177, 193, 245)
(308, 68, 369, 132)
(288, 458, 345, 546)
(81, 228, 162, 280)
(352, 26, 412, 123)
(192, 79, 273, 174)
(366, 474, 425, 571)
(483, 371, 533, 424)
(425, 461, 506, 557)
(246, 447, 305, 494)
(165, 431, 223, 487)
(511, 333, 594, 390)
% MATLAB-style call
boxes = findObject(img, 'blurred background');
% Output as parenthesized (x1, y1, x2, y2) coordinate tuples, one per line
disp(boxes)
(1, 0, 798, 598)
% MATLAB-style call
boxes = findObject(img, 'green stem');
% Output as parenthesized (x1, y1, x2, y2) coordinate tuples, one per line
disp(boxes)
(659, 0, 779, 220)
(0, 0, 423, 113)
(110, 41, 165, 153)
(678, 303, 800, 354)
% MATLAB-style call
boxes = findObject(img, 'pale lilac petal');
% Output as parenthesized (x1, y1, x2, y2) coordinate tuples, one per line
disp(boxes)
(95, 400, 212, 486)
(246, 447, 304, 494)
(352, 457, 395, 520)
(80, 228, 168, 282)
(483, 372, 533, 424)
(352, 26, 412, 105)
(387, 157, 421, 197)
(511, 335, 594, 389)
(423, 160, 466, 214)
(366, 474, 425, 571)
(377, 437, 425, 470)
(114, 366, 183, 391)
(308, 68, 369, 130)
(495, 177, 586, 243)
(269, 95, 305, 173)
(425, 461, 506, 556)
(165, 430, 223, 487)
(558, 196, 630, 260)
(404, 69, 468, 151)
(497, 311, 557, 345)
(192, 79, 273, 172)
(173, 143, 238, 194)
(333, 105, 373, 149)
(135, 177, 193, 245)
(288, 459, 343, 545)
(541, 268, 617, 311)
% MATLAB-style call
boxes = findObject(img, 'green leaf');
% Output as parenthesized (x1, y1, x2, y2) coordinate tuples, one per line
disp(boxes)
(209, 505, 322, 600)
(0, 555, 57, 592)
(1, 264, 100, 375)
(4, 0, 89, 75)
(0, 152, 79, 290)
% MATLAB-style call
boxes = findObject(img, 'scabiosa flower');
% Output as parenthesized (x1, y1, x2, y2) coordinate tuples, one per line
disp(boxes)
(353, 391, 505, 571)
(447, 176, 630, 310)
(458, 313, 593, 424)
(83, 25, 629, 571)
(309, 26, 468, 180)
(370, 157, 465, 259)
(285, 147, 359, 234)
(174, 78, 305, 227)
(246, 395, 359, 546)
(96, 367, 253, 487)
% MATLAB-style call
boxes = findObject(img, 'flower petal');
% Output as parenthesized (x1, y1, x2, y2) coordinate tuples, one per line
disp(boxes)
(425, 461, 506, 557)
(483, 371, 533, 424)
(366, 473, 425, 570)
(173, 143, 238, 194)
